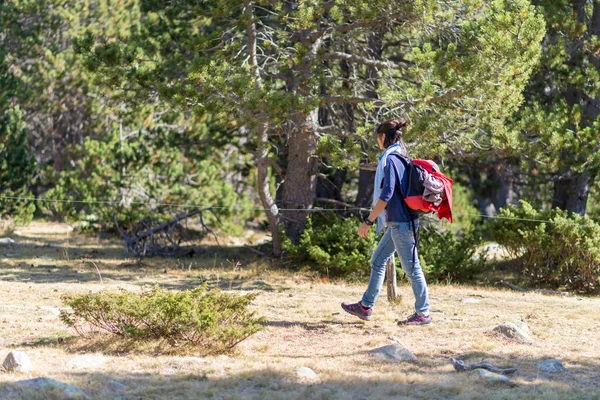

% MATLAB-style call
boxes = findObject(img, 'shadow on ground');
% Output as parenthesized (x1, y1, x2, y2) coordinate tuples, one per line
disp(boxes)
(0, 354, 598, 400)
(0, 233, 280, 291)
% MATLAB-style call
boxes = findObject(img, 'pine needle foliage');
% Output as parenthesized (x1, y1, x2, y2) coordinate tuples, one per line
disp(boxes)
(60, 286, 265, 354)
(491, 201, 600, 293)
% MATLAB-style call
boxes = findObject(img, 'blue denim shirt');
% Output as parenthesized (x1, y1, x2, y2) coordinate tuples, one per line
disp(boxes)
(378, 154, 413, 223)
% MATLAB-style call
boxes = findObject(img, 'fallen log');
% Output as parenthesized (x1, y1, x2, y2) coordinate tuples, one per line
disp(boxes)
(451, 358, 517, 375)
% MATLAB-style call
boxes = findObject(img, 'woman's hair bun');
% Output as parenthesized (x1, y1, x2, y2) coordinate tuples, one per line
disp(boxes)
(376, 119, 408, 149)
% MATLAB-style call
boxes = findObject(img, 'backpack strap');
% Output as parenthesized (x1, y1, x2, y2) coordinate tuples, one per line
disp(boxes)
(388, 154, 420, 270)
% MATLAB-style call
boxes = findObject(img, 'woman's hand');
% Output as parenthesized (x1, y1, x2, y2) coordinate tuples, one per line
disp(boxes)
(358, 222, 371, 239)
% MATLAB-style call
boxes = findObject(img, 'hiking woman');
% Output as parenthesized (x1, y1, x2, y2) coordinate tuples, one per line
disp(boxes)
(341, 119, 431, 326)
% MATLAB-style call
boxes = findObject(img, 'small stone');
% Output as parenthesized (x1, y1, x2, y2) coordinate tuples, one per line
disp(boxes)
(472, 368, 511, 383)
(2, 350, 33, 372)
(493, 322, 533, 344)
(295, 366, 318, 382)
(38, 306, 61, 316)
(67, 355, 107, 370)
(461, 298, 481, 304)
(108, 380, 127, 391)
(368, 345, 417, 363)
(176, 357, 207, 364)
(13, 377, 88, 399)
(537, 358, 566, 373)
(0, 238, 15, 245)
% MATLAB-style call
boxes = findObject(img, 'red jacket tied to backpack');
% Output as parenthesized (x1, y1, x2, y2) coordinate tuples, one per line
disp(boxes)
(393, 155, 454, 223)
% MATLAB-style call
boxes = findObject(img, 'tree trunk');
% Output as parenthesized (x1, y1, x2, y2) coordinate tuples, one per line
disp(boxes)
(468, 161, 518, 217)
(256, 122, 282, 256)
(316, 169, 347, 202)
(385, 257, 398, 303)
(279, 27, 322, 242)
(281, 109, 320, 242)
(246, 0, 282, 256)
(552, 169, 592, 215)
(355, 165, 376, 208)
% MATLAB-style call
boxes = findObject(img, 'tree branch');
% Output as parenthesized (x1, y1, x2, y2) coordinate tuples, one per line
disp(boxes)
(321, 96, 385, 105)
(315, 197, 370, 211)
(316, 125, 351, 136)
(321, 52, 404, 69)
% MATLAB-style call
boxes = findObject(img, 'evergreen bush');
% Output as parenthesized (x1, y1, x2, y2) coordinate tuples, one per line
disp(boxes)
(283, 212, 487, 283)
(0, 107, 36, 224)
(418, 222, 487, 283)
(60, 285, 264, 353)
(41, 127, 255, 235)
(490, 200, 600, 293)
(0, 52, 36, 223)
(282, 213, 375, 279)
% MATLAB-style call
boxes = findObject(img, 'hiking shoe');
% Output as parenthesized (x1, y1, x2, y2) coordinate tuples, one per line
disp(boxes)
(341, 301, 372, 321)
(397, 313, 432, 326)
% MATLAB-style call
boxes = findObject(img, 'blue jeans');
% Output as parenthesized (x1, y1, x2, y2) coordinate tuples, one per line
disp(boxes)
(361, 220, 430, 315)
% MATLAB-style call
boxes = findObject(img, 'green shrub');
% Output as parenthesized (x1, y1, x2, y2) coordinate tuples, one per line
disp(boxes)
(0, 52, 36, 224)
(41, 127, 256, 235)
(0, 106, 36, 224)
(60, 286, 264, 353)
(490, 200, 600, 293)
(588, 181, 600, 222)
(283, 213, 374, 278)
(418, 222, 487, 282)
(283, 212, 487, 283)
(449, 182, 481, 234)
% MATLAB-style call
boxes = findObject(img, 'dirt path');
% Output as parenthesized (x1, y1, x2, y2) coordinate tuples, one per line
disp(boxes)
(0, 224, 598, 399)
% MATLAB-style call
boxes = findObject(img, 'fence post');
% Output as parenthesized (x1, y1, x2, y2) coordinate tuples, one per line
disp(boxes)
(386, 257, 398, 302)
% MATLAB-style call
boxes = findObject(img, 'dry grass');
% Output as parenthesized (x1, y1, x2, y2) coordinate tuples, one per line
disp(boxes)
(0, 222, 598, 399)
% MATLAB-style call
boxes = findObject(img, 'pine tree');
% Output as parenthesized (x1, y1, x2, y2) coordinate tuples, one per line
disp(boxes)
(0, 52, 35, 222)
(512, 0, 600, 215)
(75, 0, 545, 252)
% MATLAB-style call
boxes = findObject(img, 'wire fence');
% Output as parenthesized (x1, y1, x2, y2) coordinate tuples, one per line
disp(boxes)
(0, 194, 596, 226)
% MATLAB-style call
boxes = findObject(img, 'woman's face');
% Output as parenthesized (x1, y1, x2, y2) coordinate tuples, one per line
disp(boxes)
(376, 132, 385, 151)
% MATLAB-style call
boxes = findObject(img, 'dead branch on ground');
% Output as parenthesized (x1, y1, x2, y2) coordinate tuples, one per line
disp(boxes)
(114, 210, 217, 258)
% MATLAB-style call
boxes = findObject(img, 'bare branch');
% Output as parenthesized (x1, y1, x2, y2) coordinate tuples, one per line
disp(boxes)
(321, 52, 404, 69)
(315, 197, 370, 212)
(322, 0, 336, 13)
(321, 96, 385, 105)
(82, 259, 104, 285)
(316, 124, 356, 137)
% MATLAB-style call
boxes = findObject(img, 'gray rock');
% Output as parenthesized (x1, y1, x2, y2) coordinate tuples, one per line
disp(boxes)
(13, 377, 88, 399)
(368, 345, 417, 363)
(472, 368, 511, 383)
(0, 238, 15, 245)
(2, 350, 33, 372)
(514, 320, 532, 334)
(108, 380, 127, 391)
(295, 366, 318, 382)
(537, 358, 566, 373)
(67, 355, 108, 370)
(493, 322, 533, 344)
